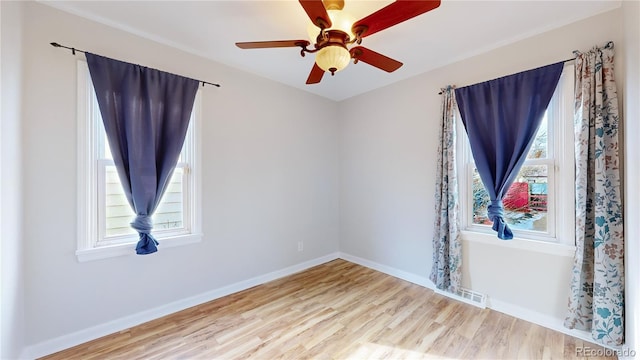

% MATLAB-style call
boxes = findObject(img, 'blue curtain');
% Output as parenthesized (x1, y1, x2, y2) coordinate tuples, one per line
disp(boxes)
(455, 62, 563, 239)
(86, 53, 199, 254)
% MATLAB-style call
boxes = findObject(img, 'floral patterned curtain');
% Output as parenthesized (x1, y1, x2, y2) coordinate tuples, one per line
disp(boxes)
(564, 41, 625, 347)
(430, 86, 461, 293)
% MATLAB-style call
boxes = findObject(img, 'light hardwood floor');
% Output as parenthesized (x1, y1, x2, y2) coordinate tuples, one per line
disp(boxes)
(42, 259, 616, 359)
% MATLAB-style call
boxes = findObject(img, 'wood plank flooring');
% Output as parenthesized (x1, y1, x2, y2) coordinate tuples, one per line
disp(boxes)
(41, 259, 616, 359)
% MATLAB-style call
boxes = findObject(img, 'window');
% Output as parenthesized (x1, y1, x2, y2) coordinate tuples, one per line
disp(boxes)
(457, 65, 575, 248)
(77, 61, 202, 261)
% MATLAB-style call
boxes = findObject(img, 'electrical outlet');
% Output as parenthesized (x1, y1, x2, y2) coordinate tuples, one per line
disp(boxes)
(297, 241, 303, 252)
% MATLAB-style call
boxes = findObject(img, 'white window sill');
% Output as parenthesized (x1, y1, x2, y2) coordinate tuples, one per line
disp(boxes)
(460, 230, 575, 257)
(76, 233, 202, 262)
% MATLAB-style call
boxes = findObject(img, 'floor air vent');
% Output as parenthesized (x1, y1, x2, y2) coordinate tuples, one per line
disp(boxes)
(435, 287, 487, 308)
(458, 288, 486, 307)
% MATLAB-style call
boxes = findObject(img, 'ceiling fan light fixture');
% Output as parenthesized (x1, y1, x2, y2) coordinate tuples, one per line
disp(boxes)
(307, 9, 356, 43)
(315, 45, 351, 75)
(238, 0, 440, 84)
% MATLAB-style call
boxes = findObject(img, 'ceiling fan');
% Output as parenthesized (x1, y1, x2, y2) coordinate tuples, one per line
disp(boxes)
(236, 0, 442, 84)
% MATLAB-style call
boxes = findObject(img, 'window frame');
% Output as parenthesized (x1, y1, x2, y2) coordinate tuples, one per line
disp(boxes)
(456, 64, 576, 255)
(76, 60, 202, 262)
(96, 162, 191, 246)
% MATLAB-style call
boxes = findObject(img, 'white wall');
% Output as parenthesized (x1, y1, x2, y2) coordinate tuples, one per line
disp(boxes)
(339, 7, 625, 322)
(21, 1, 339, 350)
(622, 0, 639, 355)
(1, 1, 25, 358)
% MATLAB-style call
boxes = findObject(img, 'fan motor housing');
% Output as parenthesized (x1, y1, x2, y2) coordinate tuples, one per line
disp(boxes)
(315, 29, 350, 51)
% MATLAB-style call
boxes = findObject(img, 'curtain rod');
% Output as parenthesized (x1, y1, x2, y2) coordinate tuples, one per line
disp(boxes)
(50, 42, 221, 88)
(437, 57, 574, 95)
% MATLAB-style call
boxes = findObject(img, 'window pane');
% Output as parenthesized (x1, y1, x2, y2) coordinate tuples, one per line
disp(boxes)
(105, 166, 135, 237)
(471, 169, 492, 226)
(103, 133, 113, 160)
(154, 167, 184, 231)
(527, 112, 548, 159)
(104, 166, 185, 238)
(471, 165, 549, 232)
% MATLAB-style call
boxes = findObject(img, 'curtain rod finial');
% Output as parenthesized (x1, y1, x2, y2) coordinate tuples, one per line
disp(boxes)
(202, 81, 221, 88)
(50, 42, 61, 48)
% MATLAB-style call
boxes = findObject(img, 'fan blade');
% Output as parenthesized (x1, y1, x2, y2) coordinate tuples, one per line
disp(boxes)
(236, 40, 310, 49)
(306, 63, 325, 84)
(350, 47, 403, 73)
(299, 0, 332, 29)
(352, 0, 441, 38)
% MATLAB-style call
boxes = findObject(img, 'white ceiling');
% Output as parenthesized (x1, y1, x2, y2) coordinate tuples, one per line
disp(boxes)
(44, 0, 621, 101)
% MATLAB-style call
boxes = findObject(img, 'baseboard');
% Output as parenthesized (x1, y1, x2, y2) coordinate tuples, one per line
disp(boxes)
(21, 252, 340, 360)
(338, 252, 623, 353)
(338, 252, 433, 289)
(339, 252, 482, 308)
(488, 298, 620, 351)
